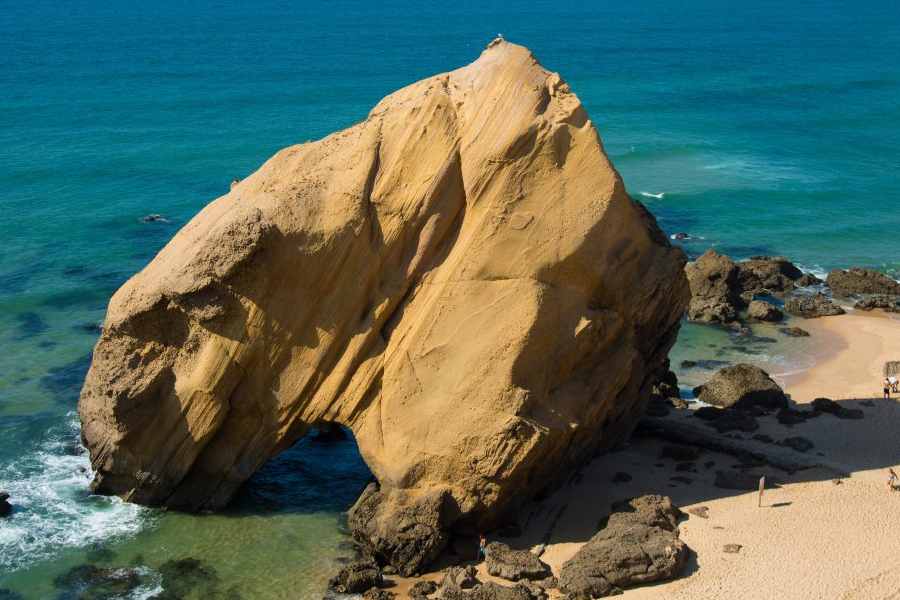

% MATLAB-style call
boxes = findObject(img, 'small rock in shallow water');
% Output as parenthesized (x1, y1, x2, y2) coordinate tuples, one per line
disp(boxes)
(779, 326, 810, 337)
(0, 492, 11, 517)
(723, 544, 743, 554)
(139, 213, 169, 223)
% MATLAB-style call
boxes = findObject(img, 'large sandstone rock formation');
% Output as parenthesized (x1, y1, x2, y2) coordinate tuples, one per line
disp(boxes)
(78, 40, 689, 574)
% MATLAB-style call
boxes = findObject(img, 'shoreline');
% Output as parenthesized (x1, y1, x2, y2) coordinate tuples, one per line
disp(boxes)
(389, 309, 900, 599)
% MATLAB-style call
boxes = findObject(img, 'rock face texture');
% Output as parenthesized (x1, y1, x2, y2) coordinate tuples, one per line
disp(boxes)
(684, 252, 817, 324)
(77, 40, 689, 574)
(783, 293, 844, 318)
(827, 268, 900, 297)
(559, 495, 688, 598)
(484, 542, 551, 582)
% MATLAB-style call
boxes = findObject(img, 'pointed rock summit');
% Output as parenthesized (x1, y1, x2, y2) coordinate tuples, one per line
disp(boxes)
(78, 39, 689, 574)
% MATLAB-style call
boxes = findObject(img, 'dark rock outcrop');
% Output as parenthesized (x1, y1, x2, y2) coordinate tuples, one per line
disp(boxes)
(812, 398, 864, 420)
(327, 557, 383, 594)
(827, 268, 900, 297)
(559, 495, 688, 599)
(737, 256, 819, 298)
(0, 492, 10, 517)
(783, 293, 844, 318)
(484, 542, 551, 582)
(685, 252, 819, 324)
(747, 300, 783, 322)
(684, 250, 742, 323)
(348, 484, 452, 577)
(854, 295, 900, 312)
(693, 364, 787, 411)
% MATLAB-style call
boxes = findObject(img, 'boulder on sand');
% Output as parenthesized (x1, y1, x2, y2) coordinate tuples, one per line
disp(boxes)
(783, 293, 845, 318)
(559, 495, 688, 599)
(77, 40, 689, 576)
(485, 542, 551, 582)
(854, 295, 900, 312)
(693, 364, 787, 411)
(827, 268, 900, 297)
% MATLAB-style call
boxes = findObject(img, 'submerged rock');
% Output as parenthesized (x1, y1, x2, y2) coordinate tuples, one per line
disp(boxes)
(53, 565, 147, 599)
(485, 542, 551, 582)
(827, 268, 900, 297)
(693, 364, 787, 412)
(559, 495, 688, 598)
(78, 40, 689, 575)
(0, 492, 11, 517)
(779, 326, 810, 337)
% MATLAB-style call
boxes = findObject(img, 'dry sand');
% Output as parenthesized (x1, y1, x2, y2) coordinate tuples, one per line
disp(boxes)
(389, 310, 900, 599)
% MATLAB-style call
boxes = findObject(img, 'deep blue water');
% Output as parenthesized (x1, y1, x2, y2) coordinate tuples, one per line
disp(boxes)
(2, 1, 899, 597)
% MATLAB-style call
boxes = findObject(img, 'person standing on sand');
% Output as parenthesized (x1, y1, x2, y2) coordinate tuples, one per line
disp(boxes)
(884, 378, 891, 400)
(478, 534, 487, 561)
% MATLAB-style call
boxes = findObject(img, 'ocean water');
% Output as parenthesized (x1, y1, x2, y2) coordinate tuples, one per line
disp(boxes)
(2, 0, 899, 597)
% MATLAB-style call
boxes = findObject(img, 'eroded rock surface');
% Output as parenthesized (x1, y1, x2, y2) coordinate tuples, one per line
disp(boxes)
(827, 268, 900, 297)
(559, 495, 688, 598)
(685, 252, 817, 324)
(485, 542, 551, 582)
(783, 293, 845, 318)
(77, 40, 688, 575)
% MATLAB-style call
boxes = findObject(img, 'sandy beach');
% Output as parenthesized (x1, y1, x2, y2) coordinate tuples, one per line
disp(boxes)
(390, 309, 900, 599)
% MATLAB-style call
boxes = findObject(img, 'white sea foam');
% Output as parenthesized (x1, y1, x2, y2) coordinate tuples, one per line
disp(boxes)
(0, 414, 152, 573)
(640, 191, 665, 199)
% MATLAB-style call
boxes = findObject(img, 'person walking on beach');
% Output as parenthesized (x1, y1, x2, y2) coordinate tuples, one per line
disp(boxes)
(478, 533, 487, 561)
(884, 377, 891, 400)
(888, 468, 899, 491)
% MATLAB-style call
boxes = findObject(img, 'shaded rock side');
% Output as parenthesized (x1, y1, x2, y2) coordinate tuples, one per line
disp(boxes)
(77, 40, 689, 574)
(559, 495, 687, 598)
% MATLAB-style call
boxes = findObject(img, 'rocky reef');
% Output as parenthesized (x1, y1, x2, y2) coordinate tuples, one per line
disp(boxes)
(78, 39, 689, 575)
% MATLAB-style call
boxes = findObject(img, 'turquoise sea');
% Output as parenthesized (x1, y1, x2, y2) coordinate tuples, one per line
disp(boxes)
(2, 1, 899, 597)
